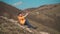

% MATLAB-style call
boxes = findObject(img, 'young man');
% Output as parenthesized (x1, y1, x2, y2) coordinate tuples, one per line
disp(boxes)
(17, 11, 37, 29)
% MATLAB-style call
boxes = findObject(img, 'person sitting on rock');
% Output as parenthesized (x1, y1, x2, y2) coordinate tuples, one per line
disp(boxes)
(17, 11, 37, 29)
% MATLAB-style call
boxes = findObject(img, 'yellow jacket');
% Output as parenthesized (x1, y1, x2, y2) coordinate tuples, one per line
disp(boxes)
(17, 13, 29, 25)
(18, 16, 26, 25)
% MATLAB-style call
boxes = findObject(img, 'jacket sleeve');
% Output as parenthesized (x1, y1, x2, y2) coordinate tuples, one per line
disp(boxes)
(24, 13, 29, 17)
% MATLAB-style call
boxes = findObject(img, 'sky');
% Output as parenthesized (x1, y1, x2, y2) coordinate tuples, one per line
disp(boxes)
(0, 0, 60, 10)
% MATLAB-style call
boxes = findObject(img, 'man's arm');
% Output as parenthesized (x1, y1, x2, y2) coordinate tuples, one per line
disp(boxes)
(24, 13, 29, 17)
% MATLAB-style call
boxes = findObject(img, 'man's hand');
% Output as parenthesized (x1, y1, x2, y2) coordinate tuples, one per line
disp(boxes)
(24, 12, 30, 17)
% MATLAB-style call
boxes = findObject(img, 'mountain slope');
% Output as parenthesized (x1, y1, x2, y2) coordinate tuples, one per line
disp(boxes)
(0, 1, 22, 19)
(0, 16, 60, 34)
(25, 3, 60, 32)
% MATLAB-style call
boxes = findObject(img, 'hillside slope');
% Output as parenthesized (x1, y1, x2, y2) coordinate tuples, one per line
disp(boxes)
(0, 1, 21, 19)
(0, 16, 60, 34)
(25, 3, 60, 32)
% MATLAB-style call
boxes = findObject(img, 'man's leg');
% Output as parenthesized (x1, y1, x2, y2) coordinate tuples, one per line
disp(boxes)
(25, 19, 37, 29)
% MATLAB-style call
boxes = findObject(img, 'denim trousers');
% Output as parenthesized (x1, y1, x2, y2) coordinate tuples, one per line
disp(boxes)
(24, 19, 34, 28)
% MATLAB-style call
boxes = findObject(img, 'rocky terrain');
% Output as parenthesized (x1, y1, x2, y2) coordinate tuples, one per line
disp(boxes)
(0, 1, 60, 34)
(25, 3, 60, 32)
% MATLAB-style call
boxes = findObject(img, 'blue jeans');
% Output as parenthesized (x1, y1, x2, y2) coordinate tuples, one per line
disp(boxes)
(24, 19, 34, 28)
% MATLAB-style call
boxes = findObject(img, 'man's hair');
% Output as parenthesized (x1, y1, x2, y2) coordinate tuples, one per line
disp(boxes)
(18, 11, 23, 15)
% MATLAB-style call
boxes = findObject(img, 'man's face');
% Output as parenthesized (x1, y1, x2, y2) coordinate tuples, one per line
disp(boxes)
(19, 13, 24, 16)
